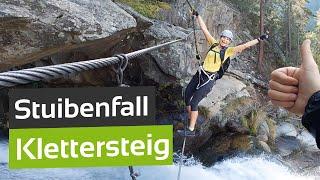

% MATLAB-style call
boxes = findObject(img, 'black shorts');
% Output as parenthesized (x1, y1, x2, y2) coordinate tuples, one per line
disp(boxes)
(184, 71, 216, 111)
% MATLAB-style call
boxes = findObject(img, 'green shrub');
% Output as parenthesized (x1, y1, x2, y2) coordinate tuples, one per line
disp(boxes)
(117, 0, 171, 19)
(248, 110, 266, 135)
(222, 97, 253, 117)
(198, 106, 210, 119)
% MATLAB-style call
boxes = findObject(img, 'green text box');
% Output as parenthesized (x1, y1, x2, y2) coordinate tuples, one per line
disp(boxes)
(9, 125, 173, 168)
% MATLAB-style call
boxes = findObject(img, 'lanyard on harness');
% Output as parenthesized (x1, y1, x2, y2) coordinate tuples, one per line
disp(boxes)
(196, 66, 217, 90)
(195, 44, 230, 90)
(195, 47, 218, 90)
(185, 0, 201, 64)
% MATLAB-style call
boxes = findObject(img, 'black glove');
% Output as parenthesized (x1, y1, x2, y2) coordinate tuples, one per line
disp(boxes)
(259, 34, 269, 41)
(196, 54, 201, 60)
(192, 9, 199, 17)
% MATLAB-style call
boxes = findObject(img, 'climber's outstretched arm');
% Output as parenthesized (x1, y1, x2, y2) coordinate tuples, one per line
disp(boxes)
(233, 35, 268, 54)
(195, 15, 216, 44)
(233, 39, 259, 54)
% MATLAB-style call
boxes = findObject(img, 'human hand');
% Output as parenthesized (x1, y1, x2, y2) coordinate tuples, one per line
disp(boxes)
(259, 34, 269, 41)
(268, 39, 320, 114)
(191, 9, 199, 17)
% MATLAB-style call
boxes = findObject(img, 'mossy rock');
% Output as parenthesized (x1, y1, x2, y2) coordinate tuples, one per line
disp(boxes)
(117, 0, 171, 19)
(222, 96, 254, 118)
(230, 135, 252, 151)
(198, 106, 211, 120)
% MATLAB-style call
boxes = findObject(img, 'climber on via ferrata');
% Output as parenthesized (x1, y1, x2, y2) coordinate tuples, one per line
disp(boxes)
(177, 8, 269, 137)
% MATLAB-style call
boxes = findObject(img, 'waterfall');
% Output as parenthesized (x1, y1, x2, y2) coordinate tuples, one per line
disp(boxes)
(0, 137, 315, 180)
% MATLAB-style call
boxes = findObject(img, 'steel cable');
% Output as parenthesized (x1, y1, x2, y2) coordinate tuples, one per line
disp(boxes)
(0, 39, 182, 88)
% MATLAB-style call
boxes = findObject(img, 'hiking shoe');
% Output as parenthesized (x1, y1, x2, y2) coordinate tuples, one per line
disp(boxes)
(177, 128, 195, 137)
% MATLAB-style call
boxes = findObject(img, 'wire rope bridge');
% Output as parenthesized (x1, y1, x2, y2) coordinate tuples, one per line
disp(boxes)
(0, 38, 189, 180)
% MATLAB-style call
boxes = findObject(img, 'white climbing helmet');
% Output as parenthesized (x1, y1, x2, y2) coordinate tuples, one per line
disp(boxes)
(220, 30, 234, 41)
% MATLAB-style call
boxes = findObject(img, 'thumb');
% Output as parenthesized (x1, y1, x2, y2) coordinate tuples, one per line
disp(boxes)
(300, 39, 318, 71)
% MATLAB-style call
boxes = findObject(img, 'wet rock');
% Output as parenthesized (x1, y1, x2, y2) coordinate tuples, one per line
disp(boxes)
(230, 135, 253, 151)
(257, 121, 269, 142)
(173, 114, 212, 152)
(276, 122, 298, 138)
(257, 134, 268, 142)
(296, 130, 319, 152)
(257, 141, 271, 153)
(173, 127, 213, 152)
(211, 135, 232, 154)
(276, 108, 289, 119)
(282, 150, 320, 173)
(275, 136, 301, 156)
(210, 134, 253, 155)
(225, 121, 250, 134)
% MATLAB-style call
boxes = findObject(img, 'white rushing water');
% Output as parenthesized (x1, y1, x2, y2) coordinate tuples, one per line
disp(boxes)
(0, 137, 316, 180)
(0, 138, 7, 164)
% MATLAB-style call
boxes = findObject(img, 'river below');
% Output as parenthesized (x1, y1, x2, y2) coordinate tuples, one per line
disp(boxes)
(0, 132, 318, 180)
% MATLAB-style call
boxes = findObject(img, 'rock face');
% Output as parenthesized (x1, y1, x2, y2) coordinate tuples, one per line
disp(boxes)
(142, 20, 195, 81)
(257, 141, 271, 153)
(276, 122, 298, 138)
(257, 121, 269, 142)
(297, 130, 318, 151)
(161, 0, 243, 44)
(0, 0, 137, 70)
(275, 136, 301, 156)
(199, 75, 249, 117)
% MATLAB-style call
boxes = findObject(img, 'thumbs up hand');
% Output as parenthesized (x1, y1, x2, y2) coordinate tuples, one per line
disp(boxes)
(268, 39, 320, 114)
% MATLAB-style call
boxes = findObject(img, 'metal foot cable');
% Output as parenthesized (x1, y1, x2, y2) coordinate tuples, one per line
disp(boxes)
(129, 166, 140, 180)
(177, 136, 187, 180)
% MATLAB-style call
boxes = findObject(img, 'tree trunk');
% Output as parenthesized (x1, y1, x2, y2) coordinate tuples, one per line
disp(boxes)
(288, 0, 292, 56)
(258, 0, 265, 73)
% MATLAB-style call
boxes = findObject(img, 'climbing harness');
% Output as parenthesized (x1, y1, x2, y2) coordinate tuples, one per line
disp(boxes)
(196, 66, 218, 90)
(195, 43, 230, 90)
(207, 43, 231, 79)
